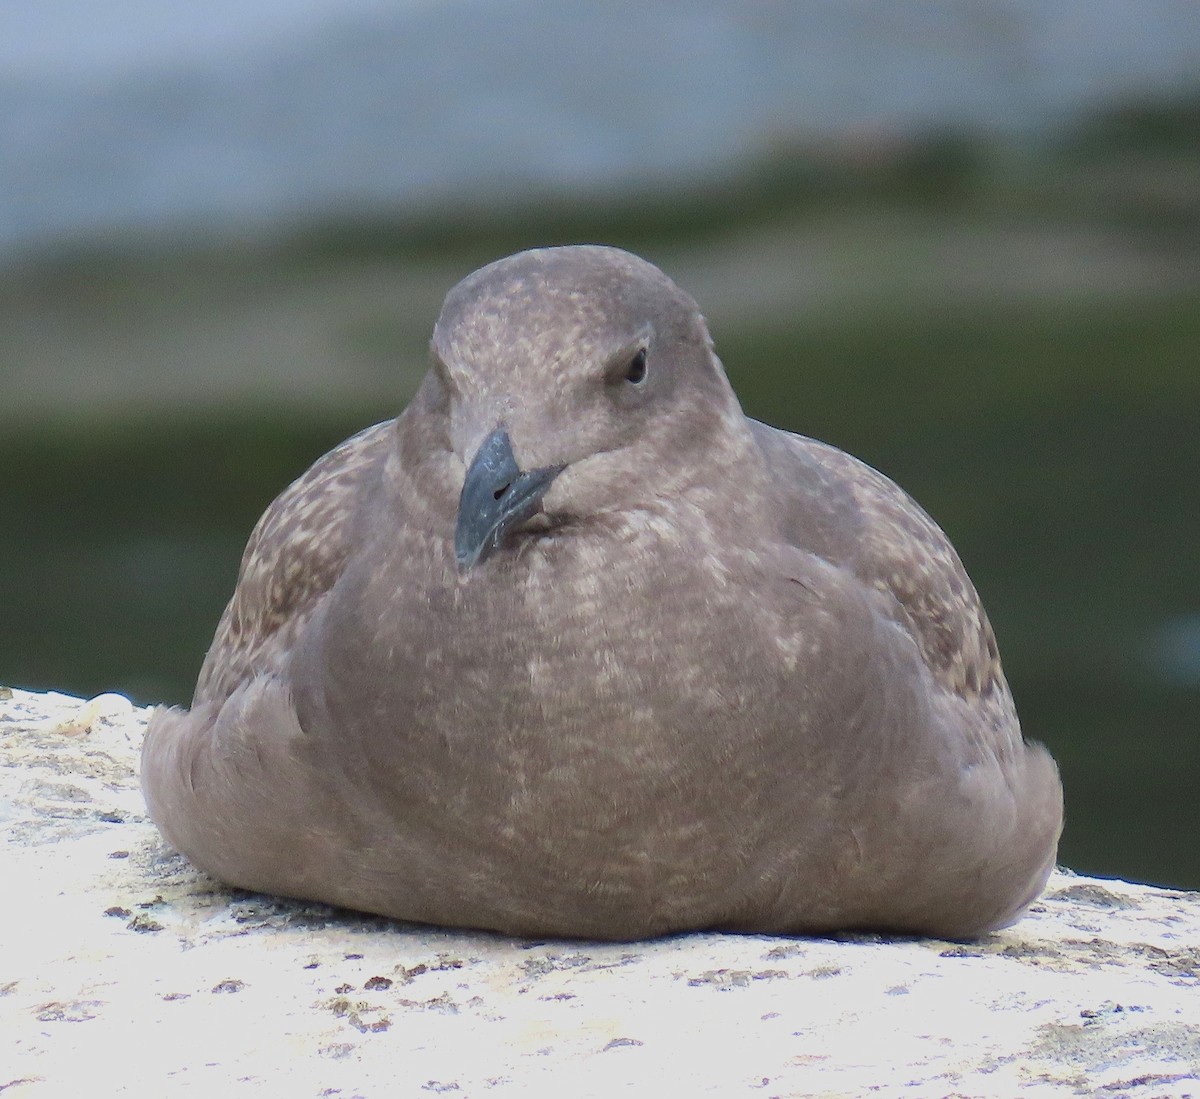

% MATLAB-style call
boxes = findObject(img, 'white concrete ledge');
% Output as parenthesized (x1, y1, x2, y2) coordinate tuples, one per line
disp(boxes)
(2, 688, 1197, 1097)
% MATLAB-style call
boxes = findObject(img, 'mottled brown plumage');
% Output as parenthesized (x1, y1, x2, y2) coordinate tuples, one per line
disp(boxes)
(142, 245, 1062, 940)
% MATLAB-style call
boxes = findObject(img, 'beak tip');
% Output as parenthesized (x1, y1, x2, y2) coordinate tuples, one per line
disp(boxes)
(453, 530, 483, 571)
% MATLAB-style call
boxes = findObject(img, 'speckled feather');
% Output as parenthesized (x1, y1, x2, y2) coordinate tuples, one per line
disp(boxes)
(143, 245, 1062, 941)
(193, 423, 392, 708)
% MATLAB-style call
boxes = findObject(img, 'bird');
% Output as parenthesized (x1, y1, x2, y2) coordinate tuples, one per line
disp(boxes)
(141, 245, 1063, 941)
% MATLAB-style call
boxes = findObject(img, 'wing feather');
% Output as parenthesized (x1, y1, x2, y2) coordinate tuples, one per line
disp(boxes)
(750, 420, 1006, 706)
(193, 420, 394, 706)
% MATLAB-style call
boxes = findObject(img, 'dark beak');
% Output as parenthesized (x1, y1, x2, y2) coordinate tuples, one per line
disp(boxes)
(455, 427, 563, 570)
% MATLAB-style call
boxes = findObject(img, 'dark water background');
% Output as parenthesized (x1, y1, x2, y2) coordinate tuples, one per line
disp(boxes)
(3, 94, 1198, 891)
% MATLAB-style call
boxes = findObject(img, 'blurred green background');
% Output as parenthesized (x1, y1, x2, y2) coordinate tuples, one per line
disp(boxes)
(1, 3, 1197, 891)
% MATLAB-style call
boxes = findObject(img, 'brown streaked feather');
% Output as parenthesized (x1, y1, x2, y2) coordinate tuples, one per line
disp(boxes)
(194, 421, 393, 707)
(756, 423, 1007, 706)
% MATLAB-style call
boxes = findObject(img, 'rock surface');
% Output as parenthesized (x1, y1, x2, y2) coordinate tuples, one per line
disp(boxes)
(1, 687, 1197, 1098)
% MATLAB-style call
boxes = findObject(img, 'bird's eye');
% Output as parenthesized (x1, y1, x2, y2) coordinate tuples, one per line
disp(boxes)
(625, 347, 647, 385)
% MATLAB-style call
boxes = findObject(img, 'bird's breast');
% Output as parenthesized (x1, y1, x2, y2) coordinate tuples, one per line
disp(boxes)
(313, 517, 805, 829)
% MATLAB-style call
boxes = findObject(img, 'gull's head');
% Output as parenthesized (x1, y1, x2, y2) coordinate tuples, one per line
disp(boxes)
(423, 246, 745, 569)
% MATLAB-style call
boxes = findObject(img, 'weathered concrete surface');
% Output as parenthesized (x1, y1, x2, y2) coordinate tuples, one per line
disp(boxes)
(1, 687, 1197, 1098)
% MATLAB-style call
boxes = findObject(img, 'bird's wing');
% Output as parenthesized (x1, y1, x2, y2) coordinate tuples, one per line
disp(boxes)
(192, 419, 395, 707)
(749, 420, 1061, 933)
(749, 419, 1006, 708)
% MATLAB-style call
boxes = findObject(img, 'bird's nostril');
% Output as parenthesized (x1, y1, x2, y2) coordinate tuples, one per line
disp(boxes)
(493, 482, 511, 501)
